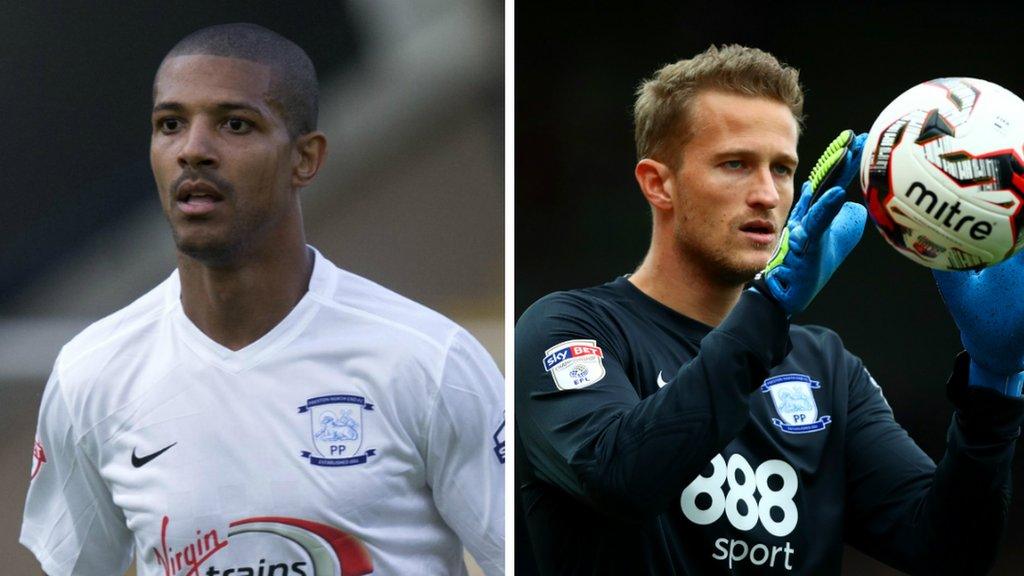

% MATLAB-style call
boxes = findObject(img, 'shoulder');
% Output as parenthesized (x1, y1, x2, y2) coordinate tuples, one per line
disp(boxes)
(57, 273, 175, 384)
(517, 288, 607, 351)
(310, 259, 501, 431)
(310, 258, 469, 369)
(50, 273, 176, 437)
(517, 284, 623, 333)
(515, 284, 637, 382)
(523, 288, 598, 314)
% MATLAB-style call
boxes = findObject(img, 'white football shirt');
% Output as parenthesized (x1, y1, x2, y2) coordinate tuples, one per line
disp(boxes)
(20, 247, 505, 576)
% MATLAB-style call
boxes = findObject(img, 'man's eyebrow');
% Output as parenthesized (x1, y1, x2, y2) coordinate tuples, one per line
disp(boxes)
(777, 153, 799, 167)
(711, 149, 799, 166)
(213, 102, 265, 116)
(152, 101, 265, 116)
(152, 102, 184, 114)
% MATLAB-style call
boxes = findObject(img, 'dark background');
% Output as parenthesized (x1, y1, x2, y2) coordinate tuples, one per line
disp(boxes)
(515, 2, 1024, 574)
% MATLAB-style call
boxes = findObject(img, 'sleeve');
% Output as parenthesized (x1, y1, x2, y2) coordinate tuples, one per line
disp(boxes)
(425, 328, 505, 576)
(19, 359, 134, 576)
(843, 351, 1024, 575)
(514, 289, 791, 520)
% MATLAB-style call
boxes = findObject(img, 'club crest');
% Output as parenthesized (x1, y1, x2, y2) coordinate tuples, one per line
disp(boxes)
(493, 416, 505, 464)
(297, 394, 377, 466)
(543, 339, 606, 390)
(761, 374, 831, 434)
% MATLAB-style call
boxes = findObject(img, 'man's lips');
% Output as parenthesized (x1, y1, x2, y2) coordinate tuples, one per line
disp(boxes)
(739, 219, 777, 244)
(176, 180, 224, 201)
(175, 181, 224, 216)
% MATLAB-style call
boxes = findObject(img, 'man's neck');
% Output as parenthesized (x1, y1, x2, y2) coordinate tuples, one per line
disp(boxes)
(177, 236, 314, 351)
(628, 240, 745, 328)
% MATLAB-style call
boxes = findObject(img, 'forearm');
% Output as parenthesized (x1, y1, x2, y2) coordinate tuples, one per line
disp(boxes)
(884, 353, 1024, 574)
(915, 353, 1023, 573)
(563, 291, 792, 517)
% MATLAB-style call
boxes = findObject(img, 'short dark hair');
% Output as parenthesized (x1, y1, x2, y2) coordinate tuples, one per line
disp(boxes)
(158, 23, 319, 137)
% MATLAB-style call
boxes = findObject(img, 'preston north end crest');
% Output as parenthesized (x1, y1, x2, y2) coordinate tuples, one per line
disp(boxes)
(493, 416, 505, 464)
(761, 374, 831, 434)
(543, 339, 606, 390)
(298, 394, 377, 466)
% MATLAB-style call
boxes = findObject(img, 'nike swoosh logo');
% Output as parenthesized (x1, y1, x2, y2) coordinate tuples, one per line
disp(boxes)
(657, 371, 671, 389)
(131, 442, 177, 468)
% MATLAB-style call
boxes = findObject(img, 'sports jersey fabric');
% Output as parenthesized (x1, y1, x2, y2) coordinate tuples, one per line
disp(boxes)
(515, 276, 1023, 575)
(21, 247, 505, 576)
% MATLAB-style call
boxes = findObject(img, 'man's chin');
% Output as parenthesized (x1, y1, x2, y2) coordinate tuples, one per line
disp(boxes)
(173, 234, 244, 268)
(679, 239, 773, 286)
(716, 255, 767, 286)
(719, 267, 761, 286)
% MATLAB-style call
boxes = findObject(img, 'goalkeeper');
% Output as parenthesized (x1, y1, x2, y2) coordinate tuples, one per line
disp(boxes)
(515, 44, 1023, 575)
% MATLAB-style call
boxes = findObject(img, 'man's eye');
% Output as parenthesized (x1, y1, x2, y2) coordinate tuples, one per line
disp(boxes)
(722, 160, 744, 170)
(772, 165, 793, 176)
(226, 118, 252, 133)
(158, 118, 181, 132)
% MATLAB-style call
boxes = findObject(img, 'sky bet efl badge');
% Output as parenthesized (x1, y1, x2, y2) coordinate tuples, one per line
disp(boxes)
(543, 339, 606, 390)
(298, 394, 377, 466)
(761, 374, 831, 434)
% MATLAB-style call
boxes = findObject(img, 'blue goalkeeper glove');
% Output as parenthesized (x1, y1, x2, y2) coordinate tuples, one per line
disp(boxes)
(933, 250, 1024, 397)
(751, 131, 868, 316)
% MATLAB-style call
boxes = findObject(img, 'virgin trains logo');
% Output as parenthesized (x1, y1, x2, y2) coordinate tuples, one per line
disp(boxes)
(153, 515, 373, 576)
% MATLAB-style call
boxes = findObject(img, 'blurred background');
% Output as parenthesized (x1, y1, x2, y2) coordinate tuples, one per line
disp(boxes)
(516, 1, 1023, 574)
(0, 1, 502, 573)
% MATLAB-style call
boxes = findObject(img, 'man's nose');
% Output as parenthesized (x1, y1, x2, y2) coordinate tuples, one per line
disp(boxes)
(177, 124, 218, 169)
(747, 166, 781, 209)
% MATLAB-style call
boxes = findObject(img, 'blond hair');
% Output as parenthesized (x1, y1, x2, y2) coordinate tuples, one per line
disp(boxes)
(634, 44, 804, 167)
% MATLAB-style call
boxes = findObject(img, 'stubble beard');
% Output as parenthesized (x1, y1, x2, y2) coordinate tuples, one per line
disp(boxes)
(173, 227, 244, 268)
(163, 168, 272, 268)
(168, 208, 270, 269)
(674, 221, 769, 288)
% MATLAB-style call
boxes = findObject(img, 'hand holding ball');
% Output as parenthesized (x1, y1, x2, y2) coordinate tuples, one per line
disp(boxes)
(860, 78, 1024, 270)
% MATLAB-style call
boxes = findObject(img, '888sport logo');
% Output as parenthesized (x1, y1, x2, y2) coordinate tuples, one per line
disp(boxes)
(680, 453, 799, 571)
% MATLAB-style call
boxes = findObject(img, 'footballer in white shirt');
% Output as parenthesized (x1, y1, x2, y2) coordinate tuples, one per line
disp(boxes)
(20, 23, 504, 576)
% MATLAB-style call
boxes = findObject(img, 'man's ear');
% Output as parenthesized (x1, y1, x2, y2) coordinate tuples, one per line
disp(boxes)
(292, 131, 328, 188)
(635, 158, 676, 212)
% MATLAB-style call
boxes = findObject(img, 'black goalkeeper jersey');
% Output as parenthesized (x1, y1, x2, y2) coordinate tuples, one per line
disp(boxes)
(515, 277, 1024, 575)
